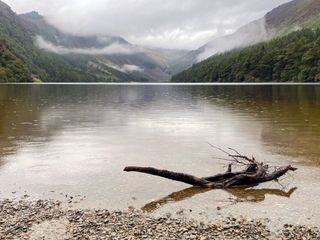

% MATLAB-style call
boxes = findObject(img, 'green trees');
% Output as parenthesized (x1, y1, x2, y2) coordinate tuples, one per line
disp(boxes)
(172, 29, 320, 83)
(0, 2, 147, 83)
(0, 40, 31, 82)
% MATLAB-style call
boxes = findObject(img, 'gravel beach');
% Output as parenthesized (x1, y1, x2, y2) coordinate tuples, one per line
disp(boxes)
(0, 199, 319, 240)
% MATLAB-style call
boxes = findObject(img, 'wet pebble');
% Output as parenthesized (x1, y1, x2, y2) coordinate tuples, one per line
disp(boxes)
(0, 199, 319, 240)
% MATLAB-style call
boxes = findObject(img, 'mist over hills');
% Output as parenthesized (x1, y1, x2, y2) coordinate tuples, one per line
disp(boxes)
(0, 0, 151, 82)
(20, 11, 190, 81)
(0, 0, 320, 82)
(0, 1, 187, 82)
(172, 0, 320, 83)
(172, 0, 320, 75)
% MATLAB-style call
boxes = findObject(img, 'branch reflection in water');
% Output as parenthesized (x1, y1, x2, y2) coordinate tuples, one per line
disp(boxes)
(142, 187, 297, 212)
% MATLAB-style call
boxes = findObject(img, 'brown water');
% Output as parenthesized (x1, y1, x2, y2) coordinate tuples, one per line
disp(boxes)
(0, 84, 319, 226)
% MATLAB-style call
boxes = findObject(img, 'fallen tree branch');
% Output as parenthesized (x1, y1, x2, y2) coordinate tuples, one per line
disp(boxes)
(124, 166, 212, 187)
(124, 147, 297, 189)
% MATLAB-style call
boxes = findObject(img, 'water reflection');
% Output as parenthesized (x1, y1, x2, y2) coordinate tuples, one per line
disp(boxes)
(0, 86, 47, 167)
(224, 186, 297, 202)
(142, 186, 298, 212)
(183, 85, 320, 164)
(0, 84, 319, 224)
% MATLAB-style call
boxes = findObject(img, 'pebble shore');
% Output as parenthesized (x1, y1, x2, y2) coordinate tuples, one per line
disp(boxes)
(0, 199, 319, 240)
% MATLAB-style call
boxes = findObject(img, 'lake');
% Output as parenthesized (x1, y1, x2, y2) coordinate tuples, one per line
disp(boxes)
(0, 84, 319, 227)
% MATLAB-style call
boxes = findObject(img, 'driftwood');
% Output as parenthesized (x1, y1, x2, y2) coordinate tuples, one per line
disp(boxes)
(124, 147, 297, 189)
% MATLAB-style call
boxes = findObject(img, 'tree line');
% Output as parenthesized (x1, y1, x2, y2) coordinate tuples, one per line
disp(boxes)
(172, 28, 320, 82)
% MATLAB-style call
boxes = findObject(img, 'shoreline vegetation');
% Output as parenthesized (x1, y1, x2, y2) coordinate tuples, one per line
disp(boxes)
(172, 29, 320, 83)
(0, 198, 319, 240)
(1, 82, 320, 86)
(2, 1, 320, 84)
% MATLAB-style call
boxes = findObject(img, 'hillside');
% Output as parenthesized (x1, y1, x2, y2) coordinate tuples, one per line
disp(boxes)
(172, 0, 320, 74)
(170, 18, 268, 74)
(1, 0, 320, 82)
(0, 39, 31, 82)
(20, 11, 128, 49)
(265, 0, 320, 32)
(172, 28, 320, 83)
(0, 2, 152, 82)
(20, 11, 187, 81)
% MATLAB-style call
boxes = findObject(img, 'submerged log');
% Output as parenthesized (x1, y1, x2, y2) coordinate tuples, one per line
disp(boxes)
(124, 148, 297, 189)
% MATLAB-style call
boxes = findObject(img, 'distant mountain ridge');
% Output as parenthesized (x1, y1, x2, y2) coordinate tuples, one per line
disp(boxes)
(1, 0, 320, 82)
(265, 0, 320, 31)
(20, 11, 129, 49)
(172, 0, 320, 74)
(0, 1, 149, 82)
(172, 0, 320, 83)
(170, 18, 269, 74)
(0, 2, 187, 82)
(19, 11, 187, 81)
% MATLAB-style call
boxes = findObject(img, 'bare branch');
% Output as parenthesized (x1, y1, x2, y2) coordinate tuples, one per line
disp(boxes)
(228, 147, 242, 156)
(124, 147, 297, 190)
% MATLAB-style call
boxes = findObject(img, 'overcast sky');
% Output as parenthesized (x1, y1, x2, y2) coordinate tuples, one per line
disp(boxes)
(5, 0, 291, 49)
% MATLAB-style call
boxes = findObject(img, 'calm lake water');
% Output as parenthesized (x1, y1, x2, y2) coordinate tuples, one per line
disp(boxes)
(0, 84, 319, 226)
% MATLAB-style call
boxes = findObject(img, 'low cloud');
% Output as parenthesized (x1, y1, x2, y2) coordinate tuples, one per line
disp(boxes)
(102, 62, 144, 73)
(197, 18, 270, 61)
(121, 64, 143, 72)
(6, 0, 291, 50)
(35, 36, 137, 55)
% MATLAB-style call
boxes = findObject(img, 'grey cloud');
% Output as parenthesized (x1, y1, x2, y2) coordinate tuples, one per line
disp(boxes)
(197, 18, 270, 61)
(121, 64, 143, 72)
(5, 0, 291, 49)
(35, 36, 138, 55)
(103, 63, 144, 73)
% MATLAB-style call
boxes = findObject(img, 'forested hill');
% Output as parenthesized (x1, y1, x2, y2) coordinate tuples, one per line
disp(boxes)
(172, 28, 320, 83)
(171, 0, 320, 75)
(0, 1, 148, 82)
(0, 40, 31, 82)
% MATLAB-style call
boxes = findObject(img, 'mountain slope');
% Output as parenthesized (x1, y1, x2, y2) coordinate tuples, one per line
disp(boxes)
(0, 2, 149, 82)
(0, 39, 31, 82)
(265, 0, 320, 32)
(20, 11, 187, 81)
(20, 11, 128, 49)
(173, 0, 320, 74)
(171, 18, 268, 74)
(172, 28, 320, 83)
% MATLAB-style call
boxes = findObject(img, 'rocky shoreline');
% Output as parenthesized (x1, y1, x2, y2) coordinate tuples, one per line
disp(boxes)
(0, 199, 319, 240)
